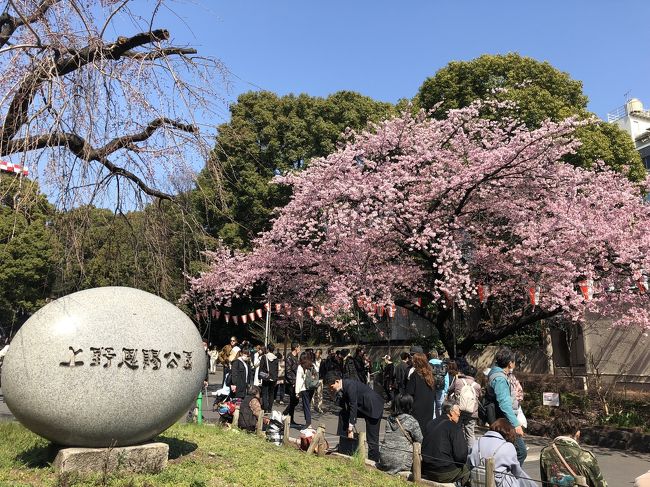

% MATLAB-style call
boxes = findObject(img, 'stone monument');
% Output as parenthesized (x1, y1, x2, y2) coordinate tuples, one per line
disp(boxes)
(2, 286, 207, 473)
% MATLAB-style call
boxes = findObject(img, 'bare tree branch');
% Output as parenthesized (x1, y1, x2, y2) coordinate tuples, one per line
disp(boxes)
(122, 47, 197, 61)
(0, 0, 58, 49)
(2, 116, 198, 200)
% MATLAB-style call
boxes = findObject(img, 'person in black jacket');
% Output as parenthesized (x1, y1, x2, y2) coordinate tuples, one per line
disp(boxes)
(259, 344, 279, 412)
(421, 402, 470, 485)
(282, 342, 301, 424)
(393, 352, 410, 395)
(326, 370, 384, 462)
(230, 348, 252, 399)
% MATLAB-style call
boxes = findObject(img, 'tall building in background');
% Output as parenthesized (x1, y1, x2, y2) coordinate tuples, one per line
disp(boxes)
(608, 98, 650, 169)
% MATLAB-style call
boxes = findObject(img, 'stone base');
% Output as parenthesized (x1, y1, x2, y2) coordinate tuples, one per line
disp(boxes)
(53, 442, 169, 474)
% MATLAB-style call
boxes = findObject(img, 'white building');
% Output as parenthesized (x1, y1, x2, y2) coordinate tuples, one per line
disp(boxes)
(608, 98, 650, 169)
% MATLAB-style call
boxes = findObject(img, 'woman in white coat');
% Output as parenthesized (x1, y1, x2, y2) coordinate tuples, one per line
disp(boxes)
(469, 418, 539, 487)
(294, 352, 316, 428)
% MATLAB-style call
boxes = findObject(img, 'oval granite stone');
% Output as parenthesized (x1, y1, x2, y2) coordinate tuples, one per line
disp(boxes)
(2, 287, 207, 447)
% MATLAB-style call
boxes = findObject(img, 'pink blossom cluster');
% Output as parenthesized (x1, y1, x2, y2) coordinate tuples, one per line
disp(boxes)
(188, 103, 650, 332)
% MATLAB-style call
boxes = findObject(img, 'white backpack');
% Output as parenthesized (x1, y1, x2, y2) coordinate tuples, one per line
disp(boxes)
(458, 378, 477, 413)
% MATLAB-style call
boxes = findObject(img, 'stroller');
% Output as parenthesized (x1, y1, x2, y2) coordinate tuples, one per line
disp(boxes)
(211, 383, 240, 425)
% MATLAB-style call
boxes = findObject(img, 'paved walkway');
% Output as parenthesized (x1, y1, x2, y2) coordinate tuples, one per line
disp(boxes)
(2, 371, 649, 485)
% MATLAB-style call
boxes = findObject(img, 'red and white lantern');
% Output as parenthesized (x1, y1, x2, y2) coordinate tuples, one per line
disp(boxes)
(578, 279, 594, 301)
(528, 286, 540, 307)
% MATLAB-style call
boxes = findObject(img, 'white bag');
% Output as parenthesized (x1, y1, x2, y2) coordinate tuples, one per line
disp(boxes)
(516, 407, 528, 429)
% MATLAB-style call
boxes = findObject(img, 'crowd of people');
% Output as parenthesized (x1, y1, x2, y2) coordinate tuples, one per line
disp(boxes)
(206, 339, 608, 487)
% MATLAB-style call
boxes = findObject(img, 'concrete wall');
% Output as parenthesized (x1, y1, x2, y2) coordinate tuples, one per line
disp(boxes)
(581, 319, 650, 386)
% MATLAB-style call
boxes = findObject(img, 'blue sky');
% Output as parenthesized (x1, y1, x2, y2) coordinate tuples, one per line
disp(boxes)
(148, 0, 650, 123)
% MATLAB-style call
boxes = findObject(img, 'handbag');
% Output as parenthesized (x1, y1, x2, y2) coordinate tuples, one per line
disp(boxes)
(258, 356, 271, 380)
(338, 426, 359, 456)
(551, 442, 588, 487)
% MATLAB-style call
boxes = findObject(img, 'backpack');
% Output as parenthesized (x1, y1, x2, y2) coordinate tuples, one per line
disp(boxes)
(431, 362, 447, 390)
(470, 437, 507, 487)
(457, 378, 478, 413)
(304, 367, 319, 390)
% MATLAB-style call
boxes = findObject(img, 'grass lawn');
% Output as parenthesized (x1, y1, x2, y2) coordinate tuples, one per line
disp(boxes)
(0, 422, 409, 487)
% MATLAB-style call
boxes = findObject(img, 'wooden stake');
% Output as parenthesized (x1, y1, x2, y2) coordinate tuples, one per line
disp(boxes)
(412, 442, 422, 483)
(256, 412, 265, 438)
(358, 431, 367, 461)
(307, 425, 325, 454)
(283, 415, 291, 446)
(486, 456, 496, 487)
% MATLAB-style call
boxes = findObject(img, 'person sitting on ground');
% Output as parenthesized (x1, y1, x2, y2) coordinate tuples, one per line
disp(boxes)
(238, 385, 268, 432)
(469, 418, 538, 487)
(325, 370, 384, 463)
(421, 402, 470, 486)
(540, 411, 607, 487)
(377, 393, 423, 475)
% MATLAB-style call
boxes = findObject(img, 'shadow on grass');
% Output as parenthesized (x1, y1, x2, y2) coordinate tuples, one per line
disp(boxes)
(16, 443, 59, 468)
(156, 436, 198, 460)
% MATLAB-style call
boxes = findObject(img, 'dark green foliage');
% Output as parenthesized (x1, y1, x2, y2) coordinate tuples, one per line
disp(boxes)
(0, 175, 57, 333)
(195, 90, 395, 248)
(416, 53, 645, 181)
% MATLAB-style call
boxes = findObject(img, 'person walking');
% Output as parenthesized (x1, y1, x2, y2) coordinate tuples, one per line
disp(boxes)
(406, 352, 436, 433)
(259, 344, 279, 413)
(342, 348, 360, 381)
(393, 351, 410, 396)
(485, 347, 527, 465)
(540, 411, 607, 487)
(313, 348, 324, 414)
(377, 393, 423, 475)
(325, 370, 384, 463)
(429, 349, 449, 419)
(282, 342, 300, 425)
(218, 336, 238, 387)
(230, 348, 252, 400)
(295, 352, 317, 428)
(447, 363, 482, 448)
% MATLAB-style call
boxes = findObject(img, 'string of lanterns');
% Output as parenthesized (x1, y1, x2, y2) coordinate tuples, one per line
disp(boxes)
(197, 277, 649, 325)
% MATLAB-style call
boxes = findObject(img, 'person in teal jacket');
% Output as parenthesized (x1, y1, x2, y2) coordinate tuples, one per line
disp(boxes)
(486, 347, 527, 466)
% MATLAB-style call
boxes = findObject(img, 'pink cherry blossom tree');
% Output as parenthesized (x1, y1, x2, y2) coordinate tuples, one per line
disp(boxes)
(188, 102, 650, 354)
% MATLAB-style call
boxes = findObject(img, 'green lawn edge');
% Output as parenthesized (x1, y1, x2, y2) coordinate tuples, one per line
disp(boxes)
(0, 422, 408, 486)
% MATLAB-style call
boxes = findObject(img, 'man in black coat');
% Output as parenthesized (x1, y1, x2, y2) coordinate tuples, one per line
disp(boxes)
(325, 370, 384, 462)
(421, 402, 470, 485)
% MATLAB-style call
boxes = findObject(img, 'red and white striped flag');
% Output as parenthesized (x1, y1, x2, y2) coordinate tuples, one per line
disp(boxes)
(241, 315, 248, 324)
(248, 312, 255, 322)
(256, 309, 263, 319)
